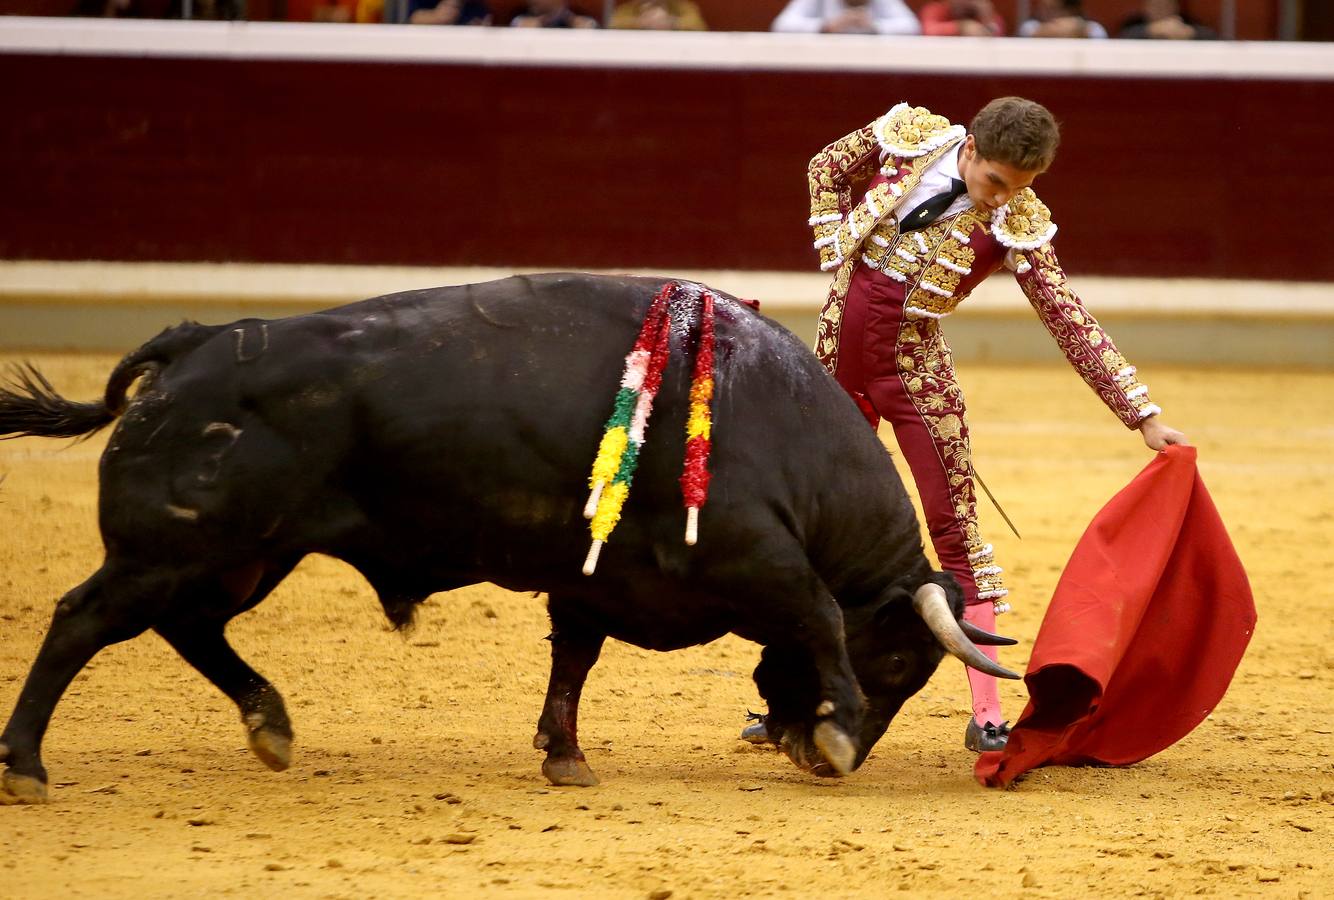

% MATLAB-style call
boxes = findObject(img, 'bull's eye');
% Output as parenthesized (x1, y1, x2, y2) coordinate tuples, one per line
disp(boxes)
(887, 653, 909, 675)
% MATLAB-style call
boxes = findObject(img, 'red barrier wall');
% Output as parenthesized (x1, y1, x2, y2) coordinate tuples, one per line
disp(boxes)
(0, 52, 1325, 279)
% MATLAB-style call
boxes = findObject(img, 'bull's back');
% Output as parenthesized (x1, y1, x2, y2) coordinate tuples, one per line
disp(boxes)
(98, 273, 902, 586)
(315, 271, 871, 494)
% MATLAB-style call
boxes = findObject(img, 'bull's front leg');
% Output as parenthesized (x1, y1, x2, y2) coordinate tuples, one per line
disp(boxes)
(751, 643, 817, 747)
(743, 569, 865, 778)
(533, 601, 605, 787)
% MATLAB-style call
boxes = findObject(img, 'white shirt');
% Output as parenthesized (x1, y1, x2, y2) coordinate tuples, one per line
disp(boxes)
(889, 140, 1027, 270)
(771, 0, 921, 35)
(891, 140, 974, 223)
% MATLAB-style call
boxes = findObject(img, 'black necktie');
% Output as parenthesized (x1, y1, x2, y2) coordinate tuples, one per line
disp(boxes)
(899, 178, 969, 233)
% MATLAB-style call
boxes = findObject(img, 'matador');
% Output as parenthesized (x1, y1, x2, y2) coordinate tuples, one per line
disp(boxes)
(746, 97, 1187, 752)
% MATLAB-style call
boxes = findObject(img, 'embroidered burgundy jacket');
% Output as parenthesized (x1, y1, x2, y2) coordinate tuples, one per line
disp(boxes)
(808, 103, 1160, 429)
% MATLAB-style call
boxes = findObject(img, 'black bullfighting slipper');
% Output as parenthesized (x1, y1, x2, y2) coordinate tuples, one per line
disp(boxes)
(964, 718, 1011, 752)
(739, 710, 775, 745)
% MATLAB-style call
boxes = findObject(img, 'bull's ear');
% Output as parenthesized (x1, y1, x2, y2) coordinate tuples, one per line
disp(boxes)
(927, 571, 967, 613)
(872, 586, 916, 628)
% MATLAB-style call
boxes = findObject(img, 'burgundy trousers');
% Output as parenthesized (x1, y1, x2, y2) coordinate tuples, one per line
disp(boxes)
(831, 265, 1007, 723)
(830, 265, 988, 607)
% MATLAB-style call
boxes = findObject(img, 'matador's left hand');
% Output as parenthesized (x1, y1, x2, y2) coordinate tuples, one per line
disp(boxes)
(1138, 415, 1189, 451)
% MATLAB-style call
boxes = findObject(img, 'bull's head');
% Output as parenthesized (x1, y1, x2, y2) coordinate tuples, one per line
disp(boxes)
(754, 573, 1018, 776)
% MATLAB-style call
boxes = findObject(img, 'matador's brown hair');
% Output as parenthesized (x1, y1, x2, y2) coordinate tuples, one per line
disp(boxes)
(969, 97, 1060, 172)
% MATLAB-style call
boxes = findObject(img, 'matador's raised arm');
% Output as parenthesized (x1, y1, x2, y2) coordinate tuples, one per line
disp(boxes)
(807, 124, 882, 272)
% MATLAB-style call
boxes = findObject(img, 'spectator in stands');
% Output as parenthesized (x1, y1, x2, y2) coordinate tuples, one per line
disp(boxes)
(918, 0, 1004, 36)
(409, 0, 491, 25)
(610, 0, 707, 30)
(511, 0, 598, 27)
(1018, 0, 1107, 39)
(771, 0, 920, 36)
(1118, 0, 1217, 40)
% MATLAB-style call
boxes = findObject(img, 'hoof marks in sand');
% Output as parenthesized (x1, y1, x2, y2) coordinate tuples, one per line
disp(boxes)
(542, 756, 600, 787)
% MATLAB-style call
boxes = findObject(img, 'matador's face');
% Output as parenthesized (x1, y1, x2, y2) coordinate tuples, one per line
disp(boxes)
(957, 134, 1042, 215)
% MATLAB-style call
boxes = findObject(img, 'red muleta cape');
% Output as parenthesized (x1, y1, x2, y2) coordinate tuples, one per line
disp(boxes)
(975, 445, 1256, 787)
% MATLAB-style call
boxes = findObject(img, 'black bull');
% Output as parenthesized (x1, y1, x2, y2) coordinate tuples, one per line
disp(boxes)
(0, 273, 1015, 803)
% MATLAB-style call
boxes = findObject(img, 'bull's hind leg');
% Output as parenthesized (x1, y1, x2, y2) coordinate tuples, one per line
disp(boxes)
(153, 560, 301, 772)
(533, 597, 605, 787)
(155, 623, 294, 773)
(0, 565, 164, 804)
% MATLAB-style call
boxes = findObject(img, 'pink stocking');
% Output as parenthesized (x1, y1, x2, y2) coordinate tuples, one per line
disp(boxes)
(963, 602, 1004, 726)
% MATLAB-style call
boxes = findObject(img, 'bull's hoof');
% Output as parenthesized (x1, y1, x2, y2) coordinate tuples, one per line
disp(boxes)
(542, 755, 600, 787)
(0, 770, 49, 805)
(779, 731, 818, 774)
(247, 727, 292, 772)
(812, 721, 856, 777)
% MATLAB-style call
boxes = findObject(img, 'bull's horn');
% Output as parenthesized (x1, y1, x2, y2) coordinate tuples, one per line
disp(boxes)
(959, 620, 1019, 646)
(913, 584, 1021, 680)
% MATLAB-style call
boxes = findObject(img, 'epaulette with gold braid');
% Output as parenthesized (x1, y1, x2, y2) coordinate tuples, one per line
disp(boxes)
(872, 102, 966, 159)
(991, 188, 1058, 250)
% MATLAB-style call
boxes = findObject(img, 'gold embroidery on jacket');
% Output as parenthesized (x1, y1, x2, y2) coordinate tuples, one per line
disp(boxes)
(992, 188, 1057, 250)
(814, 137, 963, 373)
(873, 103, 965, 158)
(1017, 243, 1159, 427)
(807, 125, 882, 273)
(901, 211, 987, 318)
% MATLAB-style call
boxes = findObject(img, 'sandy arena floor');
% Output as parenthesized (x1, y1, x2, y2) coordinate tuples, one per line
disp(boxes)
(1, 354, 1330, 898)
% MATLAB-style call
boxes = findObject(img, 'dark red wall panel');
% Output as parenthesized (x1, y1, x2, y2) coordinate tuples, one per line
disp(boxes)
(0, 53, 1323, 279)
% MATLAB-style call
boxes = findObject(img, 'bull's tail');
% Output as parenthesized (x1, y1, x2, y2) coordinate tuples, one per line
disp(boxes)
(0, 321, 225, 441)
